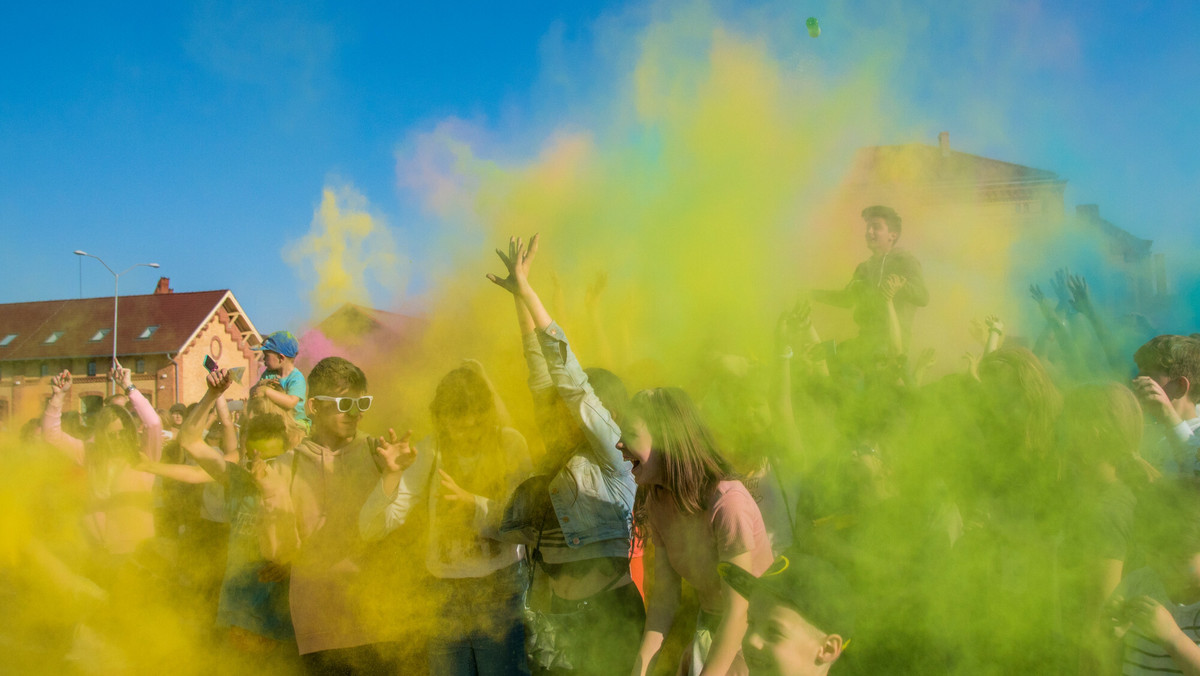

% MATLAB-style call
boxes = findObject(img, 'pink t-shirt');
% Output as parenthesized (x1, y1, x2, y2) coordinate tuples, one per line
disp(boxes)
(647, 480, 772, 612)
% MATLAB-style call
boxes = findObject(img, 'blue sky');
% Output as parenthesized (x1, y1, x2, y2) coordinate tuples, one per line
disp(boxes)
(2, 0, 1198, 333)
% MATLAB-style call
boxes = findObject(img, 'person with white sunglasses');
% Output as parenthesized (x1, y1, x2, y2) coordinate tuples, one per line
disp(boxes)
(255, 356, 411, 674)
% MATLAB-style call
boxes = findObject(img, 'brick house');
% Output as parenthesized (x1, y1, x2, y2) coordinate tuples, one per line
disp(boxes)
(0, 279, 261, 428)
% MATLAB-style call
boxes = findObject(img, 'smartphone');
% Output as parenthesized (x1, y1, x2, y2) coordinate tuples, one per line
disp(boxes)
(203, 355, 219, 373)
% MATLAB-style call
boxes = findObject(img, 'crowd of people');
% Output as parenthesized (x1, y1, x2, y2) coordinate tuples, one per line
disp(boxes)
(7, 205, 1200, 676)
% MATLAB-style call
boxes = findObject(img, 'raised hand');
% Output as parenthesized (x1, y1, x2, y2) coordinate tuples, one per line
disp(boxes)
(111, 362, 133, 391)
(984, 314, 1004, 336)
(1029, 284, 1047, 305)
(1067, 274, 1093, 317)
(1051, 268, 1072, 308)
(369, 429, 416, 474)
(206, 368, 234, 394)
(50, 370, 73, 395)
(487, 234, 540, 294)
(438, 469, 473, 502)
(915, 347, 936, 371)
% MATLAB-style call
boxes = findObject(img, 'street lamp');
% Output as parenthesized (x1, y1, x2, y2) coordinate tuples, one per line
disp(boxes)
(74, 251, 159, 392)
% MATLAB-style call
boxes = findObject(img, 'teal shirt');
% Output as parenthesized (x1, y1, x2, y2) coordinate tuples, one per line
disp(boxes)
(259, 367, 310, 428)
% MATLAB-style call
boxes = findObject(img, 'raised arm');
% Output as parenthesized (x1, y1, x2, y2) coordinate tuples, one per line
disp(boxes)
(1068, 274, 1125, 375)
(178, 369, 237, 483)
(1030, 283, 1085, 375)
(215, 394, 238, 457)
(253, 379, 301, 414)
(772, 306, 805, 453)
(41, 370, 84, 465)
(359, 432, 424, 542)
(490, 234, 626, 472)
(114, 363, 162, 462)
(489, 234, 559, 443)
(983, 315, 1005, 354)
(538, 323, 627, 473)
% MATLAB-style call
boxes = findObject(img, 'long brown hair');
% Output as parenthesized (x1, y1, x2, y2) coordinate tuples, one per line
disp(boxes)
(430, 366, 506, 501)
(629, 387, 738, 517)
(1060, 382, 1153, 488)
(87, 404, 140, 499)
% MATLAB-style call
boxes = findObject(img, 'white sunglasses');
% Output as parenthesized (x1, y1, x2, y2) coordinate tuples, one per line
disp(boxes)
(311, 395, 374, 413)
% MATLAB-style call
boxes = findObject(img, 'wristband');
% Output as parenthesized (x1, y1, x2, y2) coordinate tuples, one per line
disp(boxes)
(124, 383, 137, 394)
(779, 347, 794, 360)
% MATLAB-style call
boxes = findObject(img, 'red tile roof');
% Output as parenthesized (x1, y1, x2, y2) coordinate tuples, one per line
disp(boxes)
(0, 290, 233, 361)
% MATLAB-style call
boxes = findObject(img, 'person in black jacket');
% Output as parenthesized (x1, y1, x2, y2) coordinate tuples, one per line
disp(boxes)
(812, 205, 929, 353)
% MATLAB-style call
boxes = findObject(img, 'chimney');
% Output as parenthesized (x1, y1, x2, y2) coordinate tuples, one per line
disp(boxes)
(938, 131, 950, 157)
(154, 277, 173, 294)
(1075, 204, 1100, 220)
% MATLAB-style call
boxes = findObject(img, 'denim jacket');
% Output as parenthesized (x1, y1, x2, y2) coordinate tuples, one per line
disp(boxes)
(500, 322, 635, 555)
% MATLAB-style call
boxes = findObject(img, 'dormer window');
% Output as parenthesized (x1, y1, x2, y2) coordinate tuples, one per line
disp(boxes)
(89, 328, 111, 342)
(0, 334, 15, 347)
(43, 331, 65, 344)
(137, 326, 159, 340)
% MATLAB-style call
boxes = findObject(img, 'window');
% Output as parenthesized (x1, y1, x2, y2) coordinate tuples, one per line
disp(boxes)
(40, 363, 49, 377)
(137, 326, 159, 340)
(0, 334, 16, 347)
(135, 359, 145, 374)
(89, 328, 111, 342)
(43, 331, 65, 344)
(87, 361, 97, 377)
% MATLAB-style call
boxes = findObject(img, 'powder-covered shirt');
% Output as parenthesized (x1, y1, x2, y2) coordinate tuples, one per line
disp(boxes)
(267, 435, 383, 655)
(360, 428, 531, 580)
(258, 367, 311, 429)
(1116, 567, 1200, 676)
(1145, 417, 1200, 478)
(42, 388, 162, 555)
(217, 462, 293, 641)
(647, 480, 773, 613)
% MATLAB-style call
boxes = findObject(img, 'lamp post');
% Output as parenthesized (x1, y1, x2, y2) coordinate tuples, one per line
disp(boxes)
(73, 251, 159, 394)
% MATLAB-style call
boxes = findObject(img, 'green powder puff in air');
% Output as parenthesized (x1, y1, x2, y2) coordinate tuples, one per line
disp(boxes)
(806, 17, 820, 38)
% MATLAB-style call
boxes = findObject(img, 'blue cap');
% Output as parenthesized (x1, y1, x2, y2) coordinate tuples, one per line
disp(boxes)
(253, 331, 299, 358)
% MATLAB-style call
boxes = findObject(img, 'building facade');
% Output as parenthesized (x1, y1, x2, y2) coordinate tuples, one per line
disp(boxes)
(0, 280, 261, 428)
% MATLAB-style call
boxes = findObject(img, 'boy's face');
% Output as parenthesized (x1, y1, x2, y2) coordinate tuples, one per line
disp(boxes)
(864, 216, 898, 254)
(263, 351, 285, 372)
(308, 385, 366, 439)
(744, 591, 840, 676)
